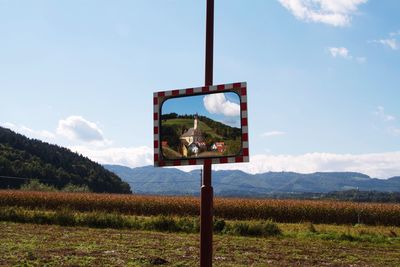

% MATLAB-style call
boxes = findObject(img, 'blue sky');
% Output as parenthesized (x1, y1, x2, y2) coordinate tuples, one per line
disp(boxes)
(1, 0, 399, 178)
(162, 92, 241, 127)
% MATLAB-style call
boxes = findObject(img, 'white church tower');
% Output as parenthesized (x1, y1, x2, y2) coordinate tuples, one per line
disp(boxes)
(194, 114, 198, 130)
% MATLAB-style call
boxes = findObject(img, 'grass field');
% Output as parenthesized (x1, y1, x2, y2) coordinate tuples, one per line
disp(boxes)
(1, 221, 400, 266)
(1, 190, 400, 266)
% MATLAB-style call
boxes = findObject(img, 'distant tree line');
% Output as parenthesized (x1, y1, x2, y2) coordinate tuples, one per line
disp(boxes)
(218, 190, 400, 203)
(0, 127, 131, 193)
(322, 189, 400, 203)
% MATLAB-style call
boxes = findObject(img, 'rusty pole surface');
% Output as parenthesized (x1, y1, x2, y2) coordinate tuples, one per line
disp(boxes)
(200, 0, 214, 266)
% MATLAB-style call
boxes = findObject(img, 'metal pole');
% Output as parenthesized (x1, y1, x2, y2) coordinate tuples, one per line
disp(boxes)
(205, 0, 214, 86)
(201, 1, 214, 266)
(201, 161, 213, 267)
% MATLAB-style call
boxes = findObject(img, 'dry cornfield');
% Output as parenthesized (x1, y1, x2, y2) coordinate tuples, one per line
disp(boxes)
(0, 190, 399, 225)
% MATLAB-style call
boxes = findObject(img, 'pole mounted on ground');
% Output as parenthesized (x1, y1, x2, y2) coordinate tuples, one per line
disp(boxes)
(201, 0, 214, 266)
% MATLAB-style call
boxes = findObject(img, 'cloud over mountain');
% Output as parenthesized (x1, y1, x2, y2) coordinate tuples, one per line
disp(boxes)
(0, 122, 55, 142)
(73, 144, 400, 179)
(4, 113, 400, 179)
(69, 145, 153, 168)
(57, 116, 105, 143)
(212, 151, 400, 179)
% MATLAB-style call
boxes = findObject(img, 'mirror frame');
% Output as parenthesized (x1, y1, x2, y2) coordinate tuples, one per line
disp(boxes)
(153, 82, 249, 167)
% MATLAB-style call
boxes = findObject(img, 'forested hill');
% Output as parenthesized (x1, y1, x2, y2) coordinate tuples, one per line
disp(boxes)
(0, 127, 131, 193)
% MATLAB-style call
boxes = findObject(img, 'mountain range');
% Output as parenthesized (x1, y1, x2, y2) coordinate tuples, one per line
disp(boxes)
(104, 164, 400, 196)
(2, 125, 399, 197)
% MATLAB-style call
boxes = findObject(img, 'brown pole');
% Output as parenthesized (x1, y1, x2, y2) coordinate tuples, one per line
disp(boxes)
(201, 0, 214, 266)
(201, 161, 213, 267)
(205, 0, 214, 86)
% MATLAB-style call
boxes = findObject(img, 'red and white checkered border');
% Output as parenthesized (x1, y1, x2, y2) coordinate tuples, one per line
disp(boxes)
(153, 82, 249, 167)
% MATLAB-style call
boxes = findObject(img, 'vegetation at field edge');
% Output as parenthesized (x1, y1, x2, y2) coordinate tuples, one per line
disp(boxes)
(2, 205, 400, 244)
(0, 206, 282, 238)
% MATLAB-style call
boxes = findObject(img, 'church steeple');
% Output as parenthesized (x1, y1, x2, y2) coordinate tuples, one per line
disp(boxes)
(194, 113, 198, 130)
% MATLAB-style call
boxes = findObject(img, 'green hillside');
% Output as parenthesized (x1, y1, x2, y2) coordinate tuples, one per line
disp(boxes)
(160, 113, 241, 157)
(0, 127, 131, 193)
(163, 118, 224, 140)
(161, 113, 241, 139)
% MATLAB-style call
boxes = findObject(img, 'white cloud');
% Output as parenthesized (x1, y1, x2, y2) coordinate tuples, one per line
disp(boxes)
(2, 118, 151, 168)
(374, 106, 396, 122)
(203, 93, 240, 117)
(69, 145, 153, 168)
(329, 47, 351, 58)
(2, 116, 111, 146)
(328, 47, 366, 63)
(371, 31, 400, 51)
(278, 0, 367, 27)
(0, 122, 55, 142)
(261, 131, 286, 137)
(20, 126, 56, 140)
(57, 116, 106, 143)
(378, 39, 398, 50)
(1, 122, 16, 129)
(2, 122, 19, 132)
(212, 151, 400, 179)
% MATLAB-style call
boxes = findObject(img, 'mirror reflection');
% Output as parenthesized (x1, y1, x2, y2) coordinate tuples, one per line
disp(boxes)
(160, 92, 242, 159)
